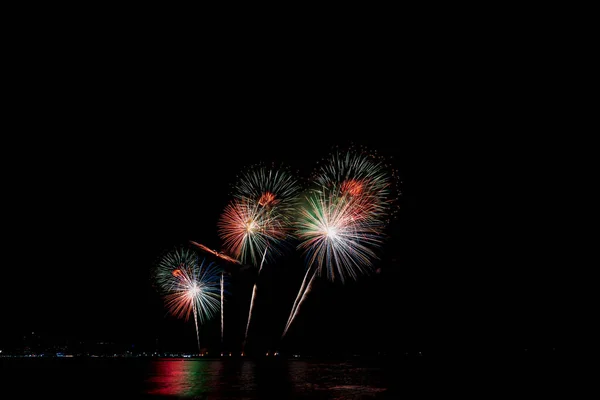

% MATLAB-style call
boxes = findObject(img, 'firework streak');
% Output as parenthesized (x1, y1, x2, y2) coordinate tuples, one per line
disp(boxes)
(189, 241, 238, 347)
(189, 241, 242, 265)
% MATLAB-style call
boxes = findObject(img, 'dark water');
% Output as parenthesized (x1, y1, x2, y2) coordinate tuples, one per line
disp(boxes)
(0, 354, 569, 399)
(1, 357, 402, 399)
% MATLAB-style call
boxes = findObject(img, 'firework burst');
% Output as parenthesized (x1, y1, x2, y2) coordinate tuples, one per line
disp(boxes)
(282, 146, 400, 338)
(313, 146, 400, 219)
(299, 145, 399, 282)
(224, 163, 302, 351)
(217, 198, 287, 266)
(153, 247, 224, 352)
(232, 162, 303, 220)
(296, 192, 385, 283)
(222, 163, 303, 264)
(281, 192, 385, 337)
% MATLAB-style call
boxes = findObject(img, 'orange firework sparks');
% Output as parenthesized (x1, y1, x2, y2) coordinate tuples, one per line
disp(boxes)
(258, 191, 277, 207)
(189, 241, 242, 265)
(341, 179, 364, 197)
(172, 269, 183, 277)
(217, 199, 286, 266)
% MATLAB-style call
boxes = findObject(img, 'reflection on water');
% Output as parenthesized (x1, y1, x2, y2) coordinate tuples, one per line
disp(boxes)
(146, 359, 217, 396)
(1, 351, 567, 399)
(1, 357, 396, 399)
(145, 358, 390, 399)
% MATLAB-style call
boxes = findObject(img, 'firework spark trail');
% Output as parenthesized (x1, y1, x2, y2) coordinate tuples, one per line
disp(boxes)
(282, 271, 317, 338)
(258, 242, 268, 274)
(192, 301, 201, 353)
(243, 284, 257, 350)
(243, 245, 269, 350)
(189, 241, 236, 351)
(281, 263, 316, 337)
(190, 241, 242, 265)
(221, 272, 224, 344)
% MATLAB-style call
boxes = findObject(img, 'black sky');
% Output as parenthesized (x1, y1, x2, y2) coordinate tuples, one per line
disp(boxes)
(0, 50, 570, 357)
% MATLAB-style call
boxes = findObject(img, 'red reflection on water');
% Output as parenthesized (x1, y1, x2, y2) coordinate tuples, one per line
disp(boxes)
(146, 360, 206, 396)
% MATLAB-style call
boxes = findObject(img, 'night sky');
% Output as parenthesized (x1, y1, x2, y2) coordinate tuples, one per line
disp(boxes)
(0, 66, 567, 358)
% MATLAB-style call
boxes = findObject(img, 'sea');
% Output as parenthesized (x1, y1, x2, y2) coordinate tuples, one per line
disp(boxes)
(0, 352, 571, 399)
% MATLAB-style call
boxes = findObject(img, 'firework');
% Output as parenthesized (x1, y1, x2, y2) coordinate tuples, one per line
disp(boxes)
(189, 241, 240, 346)
(281, 261, 317, 338)
(218, 198, 287, 266)
(154, 247, 223, 353)
(231, 163, 302, 262)
(189, 241, 242, 265)
(296, 192, 385, 283)
(232, 162, 303, 221)
(282, 146, 399, 338)
(282, 192, 385, 337)
(224, 164, 302, 350)
(225, 163, 303, 267)
(311, 145, 401, 223)
(220, 163, 302, 265)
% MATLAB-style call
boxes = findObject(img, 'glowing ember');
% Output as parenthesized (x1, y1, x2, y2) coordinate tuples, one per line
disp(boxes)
(341, 179, 364, 196)
(258, 191, 277, 207)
